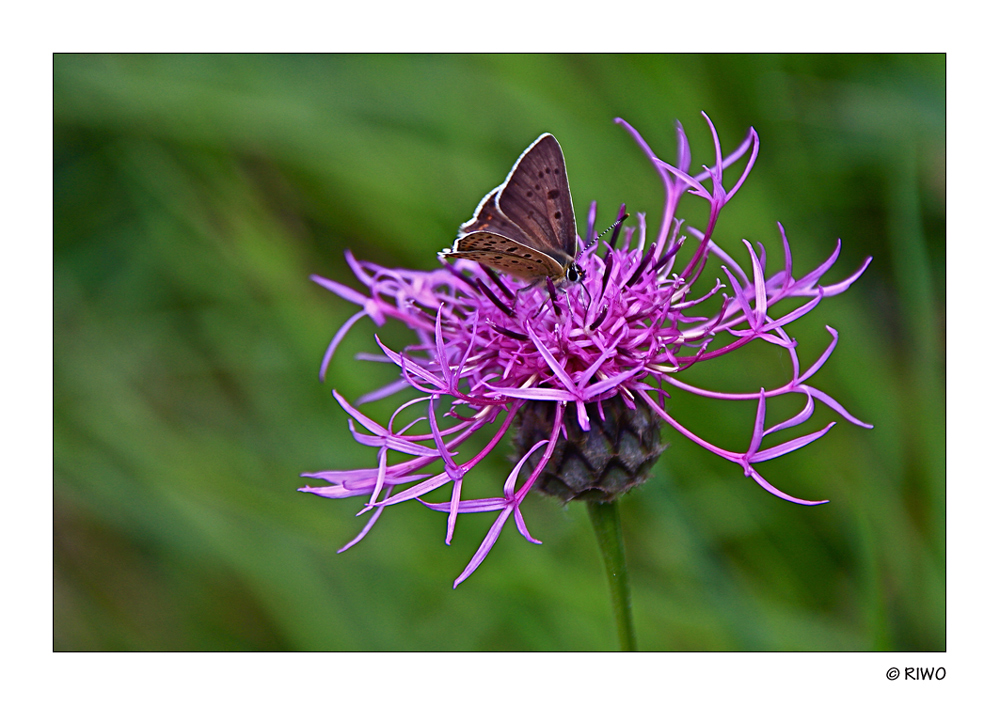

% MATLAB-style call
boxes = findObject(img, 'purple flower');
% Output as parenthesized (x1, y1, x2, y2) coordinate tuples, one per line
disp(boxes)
(300, 114, 872, 587)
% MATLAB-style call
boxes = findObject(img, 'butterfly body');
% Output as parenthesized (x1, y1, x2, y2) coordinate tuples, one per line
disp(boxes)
(440, 134, 582, 284)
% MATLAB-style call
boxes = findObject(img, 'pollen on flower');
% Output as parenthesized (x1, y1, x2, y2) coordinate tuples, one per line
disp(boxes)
(300, 113, 873, 587)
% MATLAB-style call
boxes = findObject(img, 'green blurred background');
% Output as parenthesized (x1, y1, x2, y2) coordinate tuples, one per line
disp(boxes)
(54, 54, 944, 651)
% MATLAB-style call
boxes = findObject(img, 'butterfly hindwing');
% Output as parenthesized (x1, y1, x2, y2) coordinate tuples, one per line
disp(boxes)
(442, 241, 565, 279)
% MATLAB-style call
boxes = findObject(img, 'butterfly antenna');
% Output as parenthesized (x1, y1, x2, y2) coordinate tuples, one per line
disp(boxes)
(594, 205, 629, 251)
(600, 213, 629, 239)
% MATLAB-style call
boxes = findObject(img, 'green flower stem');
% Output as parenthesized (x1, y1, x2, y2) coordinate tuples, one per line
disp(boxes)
(586, 499, 637, 651)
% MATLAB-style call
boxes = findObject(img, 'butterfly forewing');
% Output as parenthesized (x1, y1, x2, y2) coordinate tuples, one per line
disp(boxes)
(458, 188, 532, 244)
(494, 134, 578, 258)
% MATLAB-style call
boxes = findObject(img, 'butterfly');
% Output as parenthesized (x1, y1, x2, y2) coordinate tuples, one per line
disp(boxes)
(440, 133, 583, 284)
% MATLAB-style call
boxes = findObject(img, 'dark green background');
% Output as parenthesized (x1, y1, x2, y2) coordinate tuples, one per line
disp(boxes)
(54, 54, 944, 651)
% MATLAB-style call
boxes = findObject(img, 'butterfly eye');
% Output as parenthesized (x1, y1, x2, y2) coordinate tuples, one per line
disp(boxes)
(566, 263, 583, 283)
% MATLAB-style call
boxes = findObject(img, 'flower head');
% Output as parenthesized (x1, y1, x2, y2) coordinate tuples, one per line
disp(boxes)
(300, 114, 872, 587)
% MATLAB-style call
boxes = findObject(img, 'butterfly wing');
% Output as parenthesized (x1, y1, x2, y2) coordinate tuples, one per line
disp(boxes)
(444, 232, 566, 279)
(440, 134, 579, 283)
(457, 188, 530, 241)
(494, 133, 578, 259)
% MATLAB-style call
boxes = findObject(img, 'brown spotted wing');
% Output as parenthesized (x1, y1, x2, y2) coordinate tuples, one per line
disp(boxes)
(440, 134, 582, 283)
